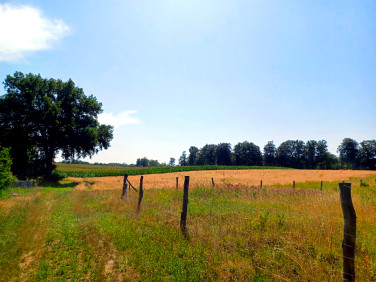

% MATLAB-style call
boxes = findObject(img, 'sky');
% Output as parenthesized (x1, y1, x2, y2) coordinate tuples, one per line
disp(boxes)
(0, 0, 375, 164)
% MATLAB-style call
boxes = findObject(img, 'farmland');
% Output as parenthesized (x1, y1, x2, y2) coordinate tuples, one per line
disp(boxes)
(1, 169, 376, 280)
(55, 163, 290, 178)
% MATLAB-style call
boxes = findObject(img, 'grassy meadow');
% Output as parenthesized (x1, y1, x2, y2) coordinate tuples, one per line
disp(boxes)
(0, 171, 376, 280)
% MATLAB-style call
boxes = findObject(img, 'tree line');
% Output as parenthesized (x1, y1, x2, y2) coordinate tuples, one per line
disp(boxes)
(178, 138, 376, 170)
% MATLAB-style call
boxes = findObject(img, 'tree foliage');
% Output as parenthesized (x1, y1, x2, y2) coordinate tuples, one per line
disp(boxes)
(337, 138, 359, 169)
(358, 140, 376, 170)
(215, 143, 232, 165)
(263, 141, 276, 166)
(179, 151, 187, 166)
(0, 147, 16, 190)
(234, 141, 262, 166)
(0, 72, 113, 179)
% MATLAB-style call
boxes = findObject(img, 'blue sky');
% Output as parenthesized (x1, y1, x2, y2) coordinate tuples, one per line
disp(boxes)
(1, 0, 375, 164)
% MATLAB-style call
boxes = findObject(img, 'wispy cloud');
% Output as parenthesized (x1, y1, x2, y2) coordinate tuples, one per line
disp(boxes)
(98, 111, 142, 128)
(0, 3, 69, 62)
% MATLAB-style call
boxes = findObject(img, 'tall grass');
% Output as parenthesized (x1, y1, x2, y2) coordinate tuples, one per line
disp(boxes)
(0, 176, 375, 280)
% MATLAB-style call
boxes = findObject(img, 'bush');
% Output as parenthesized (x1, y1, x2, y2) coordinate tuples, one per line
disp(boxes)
(49, 170, 66, 182)
(0, 147, 17, 190)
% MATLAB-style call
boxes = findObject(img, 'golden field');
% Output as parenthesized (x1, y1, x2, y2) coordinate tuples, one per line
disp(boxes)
(67, 169, 376, 190)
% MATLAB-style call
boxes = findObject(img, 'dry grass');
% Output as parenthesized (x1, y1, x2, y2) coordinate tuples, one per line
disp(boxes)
(67, 169, 376, 190)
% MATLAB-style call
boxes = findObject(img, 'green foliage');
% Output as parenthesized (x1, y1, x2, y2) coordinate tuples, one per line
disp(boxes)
(337, 138, 360, 169)
(0, 147, 16, 190)
(0, 72, 113, 180)
(234, 141, 262, 166)
(263, 141, 276, 166)
(358, 140, 376, 170)
(360, 181, 369, 187)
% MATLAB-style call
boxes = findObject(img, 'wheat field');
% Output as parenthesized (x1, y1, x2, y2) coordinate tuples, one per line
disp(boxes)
(67, 169, 376, 190)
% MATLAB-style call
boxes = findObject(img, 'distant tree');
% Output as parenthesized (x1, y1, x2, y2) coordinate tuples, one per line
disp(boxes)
(0, 72, 113, 180)
(196, 144, 217, 165)
(234, 141, 262, 166)
(169, 157, 176, 166)
(187, 146, 199, 166)
(304, 140, 317, 169)
(337, 138, 359, 169)
(323, 152, 340, 170)
(315, 140, 329, 169)
(263, 141, 276, 166)
(179, 151, 187, 166)
(136, 157, 149, 167)
(358, 140, 376, 170)
(148, 159, 161, 167)
(215, 143, 232, 165)
(276, 140, 305, 168)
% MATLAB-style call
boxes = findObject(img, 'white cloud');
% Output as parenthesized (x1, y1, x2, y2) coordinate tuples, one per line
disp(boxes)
(98, 111, 142, 128)
(0, 3, 69, 62)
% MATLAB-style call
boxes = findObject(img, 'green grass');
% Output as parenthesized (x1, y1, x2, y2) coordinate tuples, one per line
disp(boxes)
(0, 177, 375, 280)
(56, 163, 291, 178)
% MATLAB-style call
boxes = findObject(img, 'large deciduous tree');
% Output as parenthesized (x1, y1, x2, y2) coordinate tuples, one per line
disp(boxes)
(234, 141, 262, 166)
(276, 140, 305, 168)
(358, 140, 376, 170)
(0, 72, 114, 180)
(215, 143, 232, 165)
(337, 138, 359, 169)
(263, 141, 276, 166)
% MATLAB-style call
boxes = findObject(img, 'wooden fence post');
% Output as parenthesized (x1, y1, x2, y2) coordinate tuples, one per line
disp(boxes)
(176, 177, 179, 190)
(293, 180, 295, 189)
(211, 177, 215, 188)
(180, 176, 190, 234)
(260, 180, 263, 189)
(339, 182, 356, 282)
(121, 174, 128, 198)
(137, 176, 144, 213)
(320, 181, 323, 191)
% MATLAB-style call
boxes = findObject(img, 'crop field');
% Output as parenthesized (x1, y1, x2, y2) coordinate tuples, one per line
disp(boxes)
(55, 163, 289, 178)
(0, 170, 376, 280)
(67, 169, 376, 191)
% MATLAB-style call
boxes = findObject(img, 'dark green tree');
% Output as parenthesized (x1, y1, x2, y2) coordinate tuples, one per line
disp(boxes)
(0, 147, 16, 190)
(263, 141, 276, 166)
(304, 140, 317, 169)
(215, 143, 232, 165)
(337, 138, 359, 169)
(234, 141, 262, 166)
(315, 140, 329, 169)
(0, 72, 113, 179)
(276, 140, 305, 168)
(136, 157, 149, 167)
(169, 157, 176, 166)
(187, 146, 199, 166)
(196, 144, 217, 165)
(179, 151, 187, 166)
(358, 140, 376, 170)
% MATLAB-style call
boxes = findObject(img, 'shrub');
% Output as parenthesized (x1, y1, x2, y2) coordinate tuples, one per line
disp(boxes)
(0, 147, 17, 190)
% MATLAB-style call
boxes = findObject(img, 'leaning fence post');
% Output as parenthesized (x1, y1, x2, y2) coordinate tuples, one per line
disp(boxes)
(211, 177, 215, 188)
(121, 174, 128, 198)
(339, 182, 356, 282)
(137, 176, 144, 213)
(180, 176, 190, 234)
(176, 177, 179, 190)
